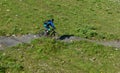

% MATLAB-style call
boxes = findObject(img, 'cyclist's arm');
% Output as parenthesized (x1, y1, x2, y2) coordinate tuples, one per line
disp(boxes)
(50, 22, 55, 29)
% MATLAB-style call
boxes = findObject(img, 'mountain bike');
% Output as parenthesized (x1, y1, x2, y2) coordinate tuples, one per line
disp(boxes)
(38, 28, 59, 39)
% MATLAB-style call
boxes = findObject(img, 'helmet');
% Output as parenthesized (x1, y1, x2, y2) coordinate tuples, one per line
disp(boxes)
(51, 19, 54, 22)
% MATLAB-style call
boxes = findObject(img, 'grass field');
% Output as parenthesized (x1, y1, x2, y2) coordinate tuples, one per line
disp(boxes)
(0, 38, 120, 73)
(0, 0, 120, 73)
(0, 0, 120, 40)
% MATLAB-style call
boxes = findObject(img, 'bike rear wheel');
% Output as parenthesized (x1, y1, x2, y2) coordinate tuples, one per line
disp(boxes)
(38, 29, 46, 37)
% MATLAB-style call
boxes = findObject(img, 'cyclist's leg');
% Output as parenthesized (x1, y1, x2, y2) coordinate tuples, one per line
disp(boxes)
(49, 29, 56, 37)
(45, 27, 50, 36)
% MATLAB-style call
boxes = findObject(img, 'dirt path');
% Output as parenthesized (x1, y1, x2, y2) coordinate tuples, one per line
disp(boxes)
(0, 34, 120, 50)
(60, 35, 120, 48)
(0, 34, 40, 50)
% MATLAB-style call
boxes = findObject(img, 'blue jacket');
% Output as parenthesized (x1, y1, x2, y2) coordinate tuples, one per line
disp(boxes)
(44, 20, 55, 29)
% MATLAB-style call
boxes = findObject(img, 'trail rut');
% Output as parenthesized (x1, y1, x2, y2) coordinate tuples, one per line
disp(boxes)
(0, 34, 120, 50)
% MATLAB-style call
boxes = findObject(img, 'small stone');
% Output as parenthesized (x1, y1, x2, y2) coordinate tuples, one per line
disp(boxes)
(34, 35, 37, 38)
(15, 14, 18, 17)
(115, 48, 119, 51)
(12, 34, 16, 37)
(0, 44, 2, 47)
(6, 9, 10, 12)
(2, 53, 6, 56)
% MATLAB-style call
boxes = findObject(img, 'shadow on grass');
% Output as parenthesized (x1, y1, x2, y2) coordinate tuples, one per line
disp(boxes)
(0, 66, 6, 73)
(59, 35, 74, 40)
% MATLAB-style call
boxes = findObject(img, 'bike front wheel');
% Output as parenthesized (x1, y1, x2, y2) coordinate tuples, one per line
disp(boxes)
(50, 31, 59, 39)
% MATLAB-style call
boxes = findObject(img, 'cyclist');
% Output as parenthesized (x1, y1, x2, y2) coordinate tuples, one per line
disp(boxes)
(43, 19, 56, 36)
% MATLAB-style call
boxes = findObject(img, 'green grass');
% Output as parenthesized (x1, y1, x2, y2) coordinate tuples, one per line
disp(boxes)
(0, 0, 120, 73)
(0, 38, 120, 73)
(0, 0, 120, 40)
